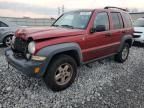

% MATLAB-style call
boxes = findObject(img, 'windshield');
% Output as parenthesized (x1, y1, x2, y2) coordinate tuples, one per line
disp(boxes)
(134, 19, 144, 27)
(52, 11, 93, 29)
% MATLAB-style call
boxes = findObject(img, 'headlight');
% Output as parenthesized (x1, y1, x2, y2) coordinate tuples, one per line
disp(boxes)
(28, 41, 36, 54)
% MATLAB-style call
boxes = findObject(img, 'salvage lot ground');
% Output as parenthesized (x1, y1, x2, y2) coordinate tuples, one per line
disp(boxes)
(0, 45, 144, 108)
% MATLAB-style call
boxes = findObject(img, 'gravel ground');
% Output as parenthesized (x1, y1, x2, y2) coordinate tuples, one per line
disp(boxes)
(0, 46, 144, 108)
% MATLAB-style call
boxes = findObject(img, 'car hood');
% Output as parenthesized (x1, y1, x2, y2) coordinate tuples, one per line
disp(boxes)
(16, 26, 86, 40)
(134, 27, 144, 33)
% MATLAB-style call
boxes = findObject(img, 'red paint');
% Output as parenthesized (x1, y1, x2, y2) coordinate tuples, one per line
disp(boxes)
(15, 9, 133, 62)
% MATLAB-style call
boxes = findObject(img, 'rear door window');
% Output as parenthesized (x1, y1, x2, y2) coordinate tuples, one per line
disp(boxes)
(111, 12, 124, 29)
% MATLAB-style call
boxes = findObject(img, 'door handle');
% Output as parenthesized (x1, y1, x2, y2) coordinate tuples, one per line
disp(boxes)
(105, 33, 112, 37)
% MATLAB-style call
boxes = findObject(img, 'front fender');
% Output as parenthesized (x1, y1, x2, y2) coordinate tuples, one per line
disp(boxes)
(36, 43, 83, 76)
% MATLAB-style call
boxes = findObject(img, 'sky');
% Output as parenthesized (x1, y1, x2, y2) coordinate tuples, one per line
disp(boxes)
(0, 0, 144, 18)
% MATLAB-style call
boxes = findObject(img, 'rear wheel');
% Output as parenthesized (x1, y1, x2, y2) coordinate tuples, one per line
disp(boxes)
(44, 54, 77, 91)
(4, 35, 13, 47)
(115, 43, 130, 63)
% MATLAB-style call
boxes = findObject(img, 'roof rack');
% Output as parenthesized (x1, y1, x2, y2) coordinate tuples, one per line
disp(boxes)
(104, 6, 128, 12)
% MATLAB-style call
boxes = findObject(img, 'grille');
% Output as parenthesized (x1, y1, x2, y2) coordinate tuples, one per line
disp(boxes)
(14, 38, 27, 53)
(133, 34, 141, 38)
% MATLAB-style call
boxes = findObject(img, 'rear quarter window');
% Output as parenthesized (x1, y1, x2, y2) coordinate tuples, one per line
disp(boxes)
(122, 13, 132, 28)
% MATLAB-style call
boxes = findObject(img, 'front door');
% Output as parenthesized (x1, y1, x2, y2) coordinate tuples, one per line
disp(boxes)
(84, 12, 114, 61)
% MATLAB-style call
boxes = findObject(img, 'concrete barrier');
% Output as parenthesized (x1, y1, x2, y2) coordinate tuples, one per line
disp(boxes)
(0, 17, 55, 26)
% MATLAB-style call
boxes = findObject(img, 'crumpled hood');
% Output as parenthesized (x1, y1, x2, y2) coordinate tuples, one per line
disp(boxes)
(16, 26, 86, 40)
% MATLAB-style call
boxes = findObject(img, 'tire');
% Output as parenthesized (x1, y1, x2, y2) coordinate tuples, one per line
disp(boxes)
(44, 54, 77, 91)
(115, 43, 130, 63)
(3, 35, 13, 47)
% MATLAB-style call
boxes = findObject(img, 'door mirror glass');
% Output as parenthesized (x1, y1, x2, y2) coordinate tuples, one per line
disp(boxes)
(90, 25, 106, 33)
(95, 25, 106, 32)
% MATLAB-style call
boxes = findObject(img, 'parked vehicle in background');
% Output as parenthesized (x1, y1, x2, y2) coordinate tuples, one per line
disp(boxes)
(5, 7, 133, 91)
(0, 20, 18, 47)
(133, 18, 144, 44)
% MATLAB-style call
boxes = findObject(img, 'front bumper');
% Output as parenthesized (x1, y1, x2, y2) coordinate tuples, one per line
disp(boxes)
(5, 49, 47, 78)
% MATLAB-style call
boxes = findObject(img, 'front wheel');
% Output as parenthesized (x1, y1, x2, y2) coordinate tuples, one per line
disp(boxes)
(114, 43, 130, 63)
(44, 54, 77, 91)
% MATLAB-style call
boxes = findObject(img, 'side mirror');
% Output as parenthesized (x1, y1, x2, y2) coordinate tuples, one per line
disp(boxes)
(95, 25, 106, 32)
(90, 25, 106, 33)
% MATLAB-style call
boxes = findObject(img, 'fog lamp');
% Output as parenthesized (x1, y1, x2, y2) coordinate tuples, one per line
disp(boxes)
(34, 67, 40, 74)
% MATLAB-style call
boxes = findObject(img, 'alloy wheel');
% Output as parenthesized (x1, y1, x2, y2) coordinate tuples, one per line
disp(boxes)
(55, 63, 73, 85)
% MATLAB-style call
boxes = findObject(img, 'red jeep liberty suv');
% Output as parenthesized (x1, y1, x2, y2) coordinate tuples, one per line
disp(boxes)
(5, 7, 134, 91)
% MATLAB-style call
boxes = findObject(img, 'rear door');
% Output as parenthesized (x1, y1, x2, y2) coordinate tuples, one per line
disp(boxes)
(109, 12, 125, 52)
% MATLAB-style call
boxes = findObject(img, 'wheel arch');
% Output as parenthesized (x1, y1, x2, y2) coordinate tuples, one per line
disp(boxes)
(118, 35, 133, 52)
(36, 43, 83, 76)
(50, 50, 81, 66)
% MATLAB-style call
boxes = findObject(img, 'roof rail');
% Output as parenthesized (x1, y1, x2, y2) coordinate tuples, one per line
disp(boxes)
(104, 6, 128, 12)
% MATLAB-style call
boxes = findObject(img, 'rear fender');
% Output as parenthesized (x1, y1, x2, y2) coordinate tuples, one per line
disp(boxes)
(118, 35, 133, 52)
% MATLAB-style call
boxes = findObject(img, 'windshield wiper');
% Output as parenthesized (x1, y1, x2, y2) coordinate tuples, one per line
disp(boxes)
(52, 24, 74, 29)
(51, 25, 59, 27)
(61, 25, 74, 29)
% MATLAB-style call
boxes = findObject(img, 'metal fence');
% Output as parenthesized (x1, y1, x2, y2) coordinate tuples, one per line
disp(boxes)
(0, 17, 55, 26)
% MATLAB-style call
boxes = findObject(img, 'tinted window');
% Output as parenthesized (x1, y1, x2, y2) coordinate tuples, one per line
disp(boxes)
(111, 13, 123, 29)
(93, 12, 109, 31)
(122, 13, 132, 28)
(118, 13, 124, 28)
(0, 21, 8, 27)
